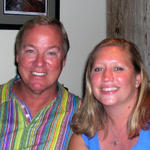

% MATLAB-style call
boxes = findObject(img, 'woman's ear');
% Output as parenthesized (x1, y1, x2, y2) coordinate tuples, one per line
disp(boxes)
(135, 73, 141, 88)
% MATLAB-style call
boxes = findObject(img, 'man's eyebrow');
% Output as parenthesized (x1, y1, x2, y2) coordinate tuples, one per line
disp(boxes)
(22, 45, 61, 51)
(47, 46, 60, 50)
(23, 44, 35, 48)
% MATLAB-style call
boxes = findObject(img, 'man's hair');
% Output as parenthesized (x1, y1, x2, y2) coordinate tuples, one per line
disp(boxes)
(15, 15, 70, 58)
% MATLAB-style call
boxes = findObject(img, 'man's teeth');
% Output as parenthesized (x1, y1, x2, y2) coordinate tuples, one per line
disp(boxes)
(102, 87, 117, 92)
(32, 72, 46, 76)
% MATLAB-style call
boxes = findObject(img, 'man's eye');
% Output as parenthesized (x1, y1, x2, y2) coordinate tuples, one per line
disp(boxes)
(25, 49, 34, 53)
(47, 51, 56, 56)
(114, 67, 124, 72)
(94, 67, 103, 72)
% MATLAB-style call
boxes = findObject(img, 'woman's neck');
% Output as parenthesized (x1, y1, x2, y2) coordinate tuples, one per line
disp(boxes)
(98, 92, 139, 150)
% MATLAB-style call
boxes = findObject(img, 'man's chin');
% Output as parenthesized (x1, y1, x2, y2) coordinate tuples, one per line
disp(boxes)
(29, 84, 47, 94)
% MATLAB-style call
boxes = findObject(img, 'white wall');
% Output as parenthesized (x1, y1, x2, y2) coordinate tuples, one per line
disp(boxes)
(0, 0, 106, 97)
(0, 30, 17, 82)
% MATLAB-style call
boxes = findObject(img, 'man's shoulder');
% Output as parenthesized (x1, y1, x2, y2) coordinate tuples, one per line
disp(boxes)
(66, 89, 82, 108)
(58, 83, 82, 108)
(0, 78, 14, 90)
(0, 78, 15, 104)
(63, 85, 81, 99)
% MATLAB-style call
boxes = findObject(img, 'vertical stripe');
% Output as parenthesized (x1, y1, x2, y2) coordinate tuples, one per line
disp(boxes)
(49, 89, 68, 150)
(0, 78, 80, 150)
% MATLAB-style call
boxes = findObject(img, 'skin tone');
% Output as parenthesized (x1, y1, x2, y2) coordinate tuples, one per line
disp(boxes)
(13, 25, 66, 117)
(68, 134, 88, 150)
(91, 46, 140, 109)
(68, 46, 141, 150)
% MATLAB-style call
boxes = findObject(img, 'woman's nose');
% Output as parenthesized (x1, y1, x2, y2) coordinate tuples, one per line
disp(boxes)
(102, 68, 114, 81)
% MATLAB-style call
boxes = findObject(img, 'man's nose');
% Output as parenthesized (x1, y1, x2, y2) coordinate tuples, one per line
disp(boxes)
(34, 54, 45, 67)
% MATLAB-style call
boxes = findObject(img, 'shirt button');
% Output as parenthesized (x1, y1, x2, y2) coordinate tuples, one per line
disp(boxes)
(21, 105, 25, 108)
(25, 114, 30, 118)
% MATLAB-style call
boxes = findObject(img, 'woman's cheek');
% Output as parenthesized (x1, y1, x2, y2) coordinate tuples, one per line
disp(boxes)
(115, 74, 129, 83)
(91, 74, 102, 85)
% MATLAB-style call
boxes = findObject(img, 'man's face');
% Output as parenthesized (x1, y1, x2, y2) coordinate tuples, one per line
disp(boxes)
(16, 25, 66, 94)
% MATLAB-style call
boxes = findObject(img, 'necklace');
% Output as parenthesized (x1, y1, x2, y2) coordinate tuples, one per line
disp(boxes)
(111, 134, 119, 146)
(113, 140, 118, 146)
(110, 126, 119, 146)
(109, 123, 127, 147)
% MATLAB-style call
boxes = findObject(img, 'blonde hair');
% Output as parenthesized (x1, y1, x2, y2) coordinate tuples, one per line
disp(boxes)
(71, 38, 149, 138)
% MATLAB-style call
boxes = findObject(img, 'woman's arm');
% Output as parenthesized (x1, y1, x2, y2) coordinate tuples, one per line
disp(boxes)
(68, 133, 88, 150)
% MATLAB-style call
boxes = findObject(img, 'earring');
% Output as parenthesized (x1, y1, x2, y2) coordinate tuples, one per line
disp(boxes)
(135, 81, 139, 88)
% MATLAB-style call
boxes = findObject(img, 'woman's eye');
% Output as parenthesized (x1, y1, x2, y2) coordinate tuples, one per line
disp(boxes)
(114, 67, 124, 72)
(94, 67, 103, 72)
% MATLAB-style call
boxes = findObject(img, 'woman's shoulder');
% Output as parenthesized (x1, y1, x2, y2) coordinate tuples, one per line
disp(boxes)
(68, 133, 89, 150)
(132, 129, 150, 150)
(81, 133, 101, 150)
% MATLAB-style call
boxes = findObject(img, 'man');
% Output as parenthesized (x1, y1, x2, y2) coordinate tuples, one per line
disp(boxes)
(0, 16, 80, 150)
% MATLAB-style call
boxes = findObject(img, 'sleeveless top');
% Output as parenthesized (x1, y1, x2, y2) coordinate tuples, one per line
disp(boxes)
(82, 133, 100, 150)
(82, 128, 150, 150)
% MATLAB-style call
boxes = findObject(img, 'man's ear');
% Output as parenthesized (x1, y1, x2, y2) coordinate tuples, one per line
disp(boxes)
(16, 54, 19, 63)
(62, 56, 67, 67)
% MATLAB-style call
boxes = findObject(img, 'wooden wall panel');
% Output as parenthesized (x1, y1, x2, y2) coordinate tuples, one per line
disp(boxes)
(107, 0, 150, 84)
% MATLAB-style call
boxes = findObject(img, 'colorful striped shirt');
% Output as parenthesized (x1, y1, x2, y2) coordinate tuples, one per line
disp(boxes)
(0, 77, 80, 150)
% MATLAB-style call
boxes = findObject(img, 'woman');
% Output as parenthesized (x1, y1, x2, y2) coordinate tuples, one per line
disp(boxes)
(68, 38, 150, 150)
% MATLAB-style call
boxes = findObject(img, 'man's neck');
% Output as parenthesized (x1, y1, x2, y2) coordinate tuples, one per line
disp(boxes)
(13, 80, 58, 117)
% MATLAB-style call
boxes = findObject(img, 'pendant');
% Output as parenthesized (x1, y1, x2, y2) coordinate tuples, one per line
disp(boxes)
(113, 140, 117, 146)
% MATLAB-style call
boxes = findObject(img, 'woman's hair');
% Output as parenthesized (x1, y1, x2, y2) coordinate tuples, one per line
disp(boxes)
(15, 15, 70, 59)
(71, 38, 149, 138)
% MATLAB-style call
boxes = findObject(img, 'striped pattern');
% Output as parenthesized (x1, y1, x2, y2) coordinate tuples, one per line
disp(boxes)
(0, 78, 80, 150)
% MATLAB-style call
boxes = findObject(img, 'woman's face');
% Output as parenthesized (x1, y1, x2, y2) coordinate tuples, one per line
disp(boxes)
(91, 46, 141, 107)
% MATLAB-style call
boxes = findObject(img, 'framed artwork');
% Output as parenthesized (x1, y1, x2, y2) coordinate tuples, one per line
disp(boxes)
(0, 0, 60, 30)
